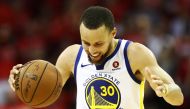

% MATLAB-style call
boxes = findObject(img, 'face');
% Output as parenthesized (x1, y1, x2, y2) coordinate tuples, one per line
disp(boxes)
(80, 23, 116, 64)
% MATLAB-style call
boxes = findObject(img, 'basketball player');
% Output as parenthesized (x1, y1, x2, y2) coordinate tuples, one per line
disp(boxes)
(9, 6, 183, 109)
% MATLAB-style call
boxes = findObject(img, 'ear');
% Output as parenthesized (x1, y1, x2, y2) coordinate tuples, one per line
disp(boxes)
(111, 27, 117, 38)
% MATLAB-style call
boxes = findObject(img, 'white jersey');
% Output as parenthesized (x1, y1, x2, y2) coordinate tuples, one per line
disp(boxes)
(74, 39, 145, 109)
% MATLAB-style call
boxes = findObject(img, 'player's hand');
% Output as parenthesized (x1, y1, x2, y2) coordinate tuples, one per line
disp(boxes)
(144, 67, 168, 97)
(8, 64, 23, 92)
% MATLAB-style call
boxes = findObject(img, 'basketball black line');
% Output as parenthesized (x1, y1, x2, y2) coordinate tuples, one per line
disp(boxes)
(25, 63, 49, 103)
(21, 61, 37, 103)
(32, 64, 59, 106)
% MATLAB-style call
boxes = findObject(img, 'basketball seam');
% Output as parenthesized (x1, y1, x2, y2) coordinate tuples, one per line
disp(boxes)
(21, 61, 37, 103)
(32, 64, 59, 107)
(26, 63, 49, 103)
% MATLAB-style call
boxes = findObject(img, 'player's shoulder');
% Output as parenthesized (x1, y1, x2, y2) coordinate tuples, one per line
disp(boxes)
(61, 44, 81, 59)
(56, 44, 81, 73)
(128, 42, 146, 51)
(128, 42, 153, 56)
(127, 42, 157, 71)
(66, 44, 81, 52)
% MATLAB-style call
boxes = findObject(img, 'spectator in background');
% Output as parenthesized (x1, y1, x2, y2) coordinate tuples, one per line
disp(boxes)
(0, 0, 190, 109)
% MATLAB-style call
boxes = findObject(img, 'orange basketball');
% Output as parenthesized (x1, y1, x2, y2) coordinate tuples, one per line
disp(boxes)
(14, 60, 63, 108)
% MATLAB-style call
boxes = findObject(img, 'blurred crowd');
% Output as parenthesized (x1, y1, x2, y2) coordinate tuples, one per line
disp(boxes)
(0, 0, 190, 109)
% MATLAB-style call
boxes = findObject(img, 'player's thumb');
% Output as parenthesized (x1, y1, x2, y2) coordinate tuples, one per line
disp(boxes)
(143, 67, 152, 81)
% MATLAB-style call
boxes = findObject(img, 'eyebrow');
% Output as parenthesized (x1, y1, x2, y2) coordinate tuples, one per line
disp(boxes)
(82, 40, 104, 44)
(82, 40, 89, 43)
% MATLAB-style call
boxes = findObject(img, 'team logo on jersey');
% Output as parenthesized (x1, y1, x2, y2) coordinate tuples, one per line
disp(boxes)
(113, 61, 119, 68)
(85, 77, 121, 109)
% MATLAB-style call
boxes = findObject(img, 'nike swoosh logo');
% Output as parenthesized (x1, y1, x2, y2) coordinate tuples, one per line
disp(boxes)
(81, 64, 92, 67)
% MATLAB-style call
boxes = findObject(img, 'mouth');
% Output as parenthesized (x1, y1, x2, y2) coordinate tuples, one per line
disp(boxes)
(89, 53, 102, 62)
(90, 53, 100, 59)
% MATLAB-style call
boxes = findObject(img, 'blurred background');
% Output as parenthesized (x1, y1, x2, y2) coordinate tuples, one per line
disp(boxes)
(0, 0, 189, 109)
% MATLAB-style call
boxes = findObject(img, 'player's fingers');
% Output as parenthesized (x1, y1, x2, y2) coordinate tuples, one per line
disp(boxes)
(152, 79, 163, 86)
(155, 90, 162, 97)
(9, 73, 14, 81)
(144, 67, 152, 80)
(13, 64, 23, 70)
(155, 86, 163, 97)
(10, 83, 15, 92)
(11, 69, 19, 75)
(156, 85, 165, 91)
(155, 85, 167, 97)
(8, 77, 15, 92)
(151, 75, 161, 80)
(9, 68, 18, 91)
(9, 72, 16, 85)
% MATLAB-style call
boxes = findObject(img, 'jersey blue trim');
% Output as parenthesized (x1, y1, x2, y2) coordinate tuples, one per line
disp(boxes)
(74, 46, 83, 80)
(96, 39, 122, 70)
(124, 41, 141, 84)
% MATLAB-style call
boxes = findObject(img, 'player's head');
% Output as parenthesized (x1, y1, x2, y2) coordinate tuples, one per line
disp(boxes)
(80, 6, 114, 32)
(79, 6, 117, 64)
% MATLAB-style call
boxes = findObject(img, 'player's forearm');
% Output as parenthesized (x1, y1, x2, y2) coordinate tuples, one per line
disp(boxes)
(163, 83, 184, 106)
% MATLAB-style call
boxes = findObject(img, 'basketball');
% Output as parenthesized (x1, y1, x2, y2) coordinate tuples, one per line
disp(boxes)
(14, 60, 63, 108)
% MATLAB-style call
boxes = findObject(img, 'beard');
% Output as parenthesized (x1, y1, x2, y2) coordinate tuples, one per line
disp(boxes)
(87, 43, 112, 64)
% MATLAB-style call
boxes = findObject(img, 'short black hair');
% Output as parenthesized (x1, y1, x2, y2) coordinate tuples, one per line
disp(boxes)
(80, 6, 114, 31)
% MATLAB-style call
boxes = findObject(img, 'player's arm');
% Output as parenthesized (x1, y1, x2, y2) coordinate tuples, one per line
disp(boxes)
(55, 44, 81, 87)
(128, 42, 184, 106)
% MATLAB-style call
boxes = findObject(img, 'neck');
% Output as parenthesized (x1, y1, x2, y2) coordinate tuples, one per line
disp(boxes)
(106, 39, 118, 57)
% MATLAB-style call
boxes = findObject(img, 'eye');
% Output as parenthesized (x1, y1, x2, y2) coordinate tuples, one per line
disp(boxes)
(83, 41, 90, 46)
(95, 42, 104, 47)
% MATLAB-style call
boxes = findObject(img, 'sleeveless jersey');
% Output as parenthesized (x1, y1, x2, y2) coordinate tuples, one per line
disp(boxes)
(74, 39, 145, 109)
